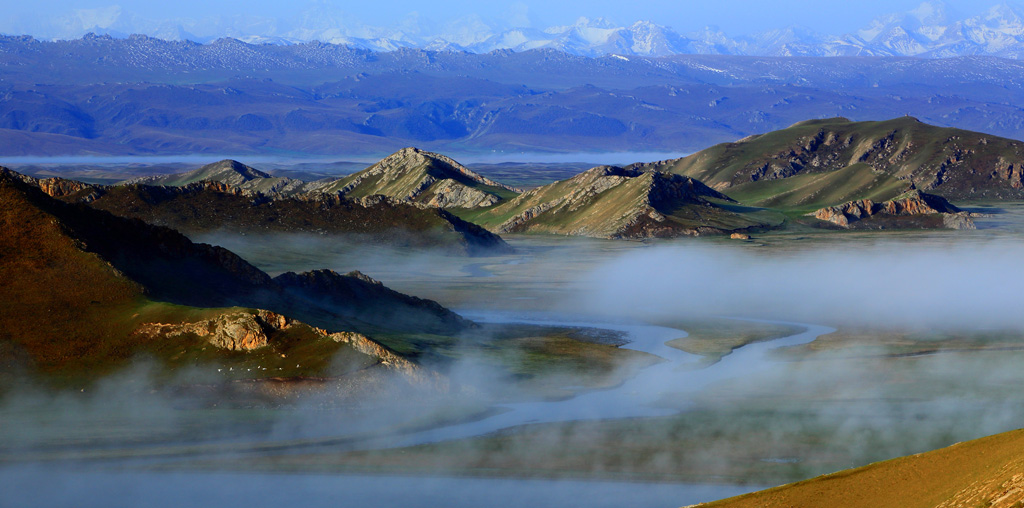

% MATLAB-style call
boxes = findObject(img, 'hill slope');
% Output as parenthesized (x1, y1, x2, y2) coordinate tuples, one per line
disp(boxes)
(0, 169, 468, 384)
(468, 166, 783, 239)
(8, 169, 509, 254)
(316, 147, 522, 208)
(696, 428, 1024, 508)
(636, 117, 1024, 209)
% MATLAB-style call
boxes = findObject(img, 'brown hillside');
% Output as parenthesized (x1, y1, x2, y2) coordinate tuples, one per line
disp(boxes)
(697, 428, 1024, 508)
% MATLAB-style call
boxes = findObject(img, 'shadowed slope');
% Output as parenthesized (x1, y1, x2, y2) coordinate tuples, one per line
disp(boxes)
(7, 168, 510, 254)
(0, 169, 471, 384)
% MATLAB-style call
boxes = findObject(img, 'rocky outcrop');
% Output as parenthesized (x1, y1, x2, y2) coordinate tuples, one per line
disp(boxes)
(134, 308, 427, 381)
(421, 178, 502, 208)
(811, 189, 976, 230)
(0, 167, 101, 201)
(135, 310, 291, 351)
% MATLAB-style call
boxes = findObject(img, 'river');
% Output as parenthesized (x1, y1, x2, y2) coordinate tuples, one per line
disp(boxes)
(383, 312, 834, 448)
(1, 314, 835, 508)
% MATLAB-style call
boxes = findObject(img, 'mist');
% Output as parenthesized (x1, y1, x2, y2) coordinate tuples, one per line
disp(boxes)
(4, 233, 1024, 507)
(578, 239, 1024, 330)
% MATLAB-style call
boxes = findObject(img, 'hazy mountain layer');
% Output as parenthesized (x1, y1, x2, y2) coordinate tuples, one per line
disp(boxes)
(4, 35, 1024, 155)
(21, 3, 1024, 59)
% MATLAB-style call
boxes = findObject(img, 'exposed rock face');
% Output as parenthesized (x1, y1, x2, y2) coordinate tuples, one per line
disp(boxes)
(730, 233, 751, 240)
(0, 168, 100, 200)
(479, 166, 774, 239)
(420, 178, 501, 208)
(135, 310, 291, 351)
(811, 189, 975, 230)
(134, 309, 427, 381)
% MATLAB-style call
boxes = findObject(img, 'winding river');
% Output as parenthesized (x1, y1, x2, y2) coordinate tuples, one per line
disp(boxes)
(387, 312, 836, 448)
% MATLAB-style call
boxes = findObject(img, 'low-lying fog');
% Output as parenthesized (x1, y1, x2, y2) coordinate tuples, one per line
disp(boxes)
(5, 230, 1024, 507)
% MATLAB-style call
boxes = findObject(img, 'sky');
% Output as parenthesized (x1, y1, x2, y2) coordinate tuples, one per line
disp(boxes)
(0, 0, 1015, 40)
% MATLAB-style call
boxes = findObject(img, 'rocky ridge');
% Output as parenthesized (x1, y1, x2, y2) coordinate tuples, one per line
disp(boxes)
(811, 188, 976, 229)
(476, 166, 778, 239)
(636, 117, 1024, 203)
(318, 147, 522, 209)
(4, 167, 510, 254)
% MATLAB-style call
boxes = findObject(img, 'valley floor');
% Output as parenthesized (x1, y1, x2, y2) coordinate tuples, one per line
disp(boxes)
(5, 201, 1024, 507)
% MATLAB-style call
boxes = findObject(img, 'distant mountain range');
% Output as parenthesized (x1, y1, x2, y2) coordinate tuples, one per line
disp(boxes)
(5, 34, 1024, 156)
(14, 2, 1024, 59)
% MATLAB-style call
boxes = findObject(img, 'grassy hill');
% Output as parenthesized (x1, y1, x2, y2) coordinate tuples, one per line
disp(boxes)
(465, 166, 783, 239)
(636, 117, 1024, 211)
(697, 427, 1024, 508)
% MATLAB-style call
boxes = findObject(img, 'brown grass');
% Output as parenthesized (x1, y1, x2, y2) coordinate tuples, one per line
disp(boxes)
(699, 429, 1024, 508)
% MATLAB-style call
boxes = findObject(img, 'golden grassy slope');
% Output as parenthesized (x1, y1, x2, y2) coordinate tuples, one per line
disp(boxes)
(698, 428, 1024, 508)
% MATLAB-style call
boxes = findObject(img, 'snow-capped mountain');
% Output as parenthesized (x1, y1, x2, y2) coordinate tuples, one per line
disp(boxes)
(15, 1, 1024, 59)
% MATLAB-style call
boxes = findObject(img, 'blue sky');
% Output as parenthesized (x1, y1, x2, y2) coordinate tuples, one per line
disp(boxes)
(0, 0, 1014, 39)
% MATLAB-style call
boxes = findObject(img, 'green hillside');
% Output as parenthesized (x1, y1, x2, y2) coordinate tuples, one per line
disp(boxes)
(468, 166, 783, 239)
(637, 117, 1024, 209)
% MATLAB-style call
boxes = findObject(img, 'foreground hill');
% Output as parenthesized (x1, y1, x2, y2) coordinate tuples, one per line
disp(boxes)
(5, 168, 509, 254)
(466, 166, 783, 239)
(696, 428, 1024, 508)
(0, 169, 468, 385)
(314, 147, 522, 208)
(636, 117, 1024, 208)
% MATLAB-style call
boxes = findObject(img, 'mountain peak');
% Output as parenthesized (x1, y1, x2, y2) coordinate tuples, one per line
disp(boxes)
(199, 159, 273, 180)
(320, 147, 520, 208)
